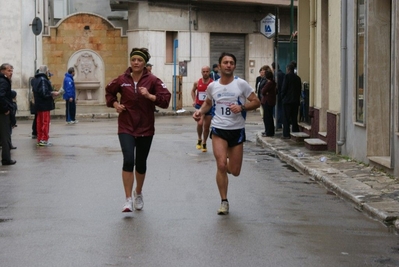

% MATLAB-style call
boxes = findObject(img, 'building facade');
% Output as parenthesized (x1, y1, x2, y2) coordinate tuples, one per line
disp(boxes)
(111, 0, 297, 108)
(0, 0, 296, 110)
(297, 0, 399, 177)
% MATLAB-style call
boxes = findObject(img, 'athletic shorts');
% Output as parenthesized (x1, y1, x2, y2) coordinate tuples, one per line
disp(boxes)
(210, 127, 246, 147)
(195, 103, 213, 116)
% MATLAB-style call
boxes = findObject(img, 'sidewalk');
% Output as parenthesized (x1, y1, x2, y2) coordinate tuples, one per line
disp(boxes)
(15, 103, 197, 120)
(256, 133, 399, 230)
(16, 104, 399, 230)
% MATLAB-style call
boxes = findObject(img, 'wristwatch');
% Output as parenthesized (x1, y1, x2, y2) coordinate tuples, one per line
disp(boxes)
(241, 105, 246, 112)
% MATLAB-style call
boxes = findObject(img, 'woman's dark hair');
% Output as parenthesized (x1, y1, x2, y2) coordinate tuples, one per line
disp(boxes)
(265, 70, 274, 80)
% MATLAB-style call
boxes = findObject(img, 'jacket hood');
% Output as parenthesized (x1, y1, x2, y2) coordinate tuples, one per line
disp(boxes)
(34, 73, 49, 80)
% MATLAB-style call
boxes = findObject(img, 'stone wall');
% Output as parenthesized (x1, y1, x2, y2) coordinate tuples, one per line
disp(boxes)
(43, 12, 128, 104)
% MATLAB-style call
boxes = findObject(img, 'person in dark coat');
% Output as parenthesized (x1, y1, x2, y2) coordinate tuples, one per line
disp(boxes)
(261, 70, 276, 137)
(210, 63, 220, 81)
(281, 63, 302, 139)
(0, 63, 16, 165)
(255, 67, 263, 97)
(272, 62, 285, 130)
(256, 65, 273, 119)
(31, 65, 60, 146)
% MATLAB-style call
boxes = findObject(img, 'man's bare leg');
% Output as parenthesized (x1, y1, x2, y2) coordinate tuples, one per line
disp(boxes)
(202, 115, 212, 152)
(212, 135, 229, 199)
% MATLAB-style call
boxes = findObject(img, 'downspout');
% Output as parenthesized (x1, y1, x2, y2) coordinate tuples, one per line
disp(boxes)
(185, 5, 193, 63)
(390, 0, 396, 168)
(309, 0, 316, 109)
(337, 0, 347, 148)
(34, 0, 38, 73)
(290, 0, 294, 61)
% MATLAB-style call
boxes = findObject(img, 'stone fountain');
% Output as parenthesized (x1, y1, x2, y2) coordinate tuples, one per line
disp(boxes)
(74, 52, 101, 102)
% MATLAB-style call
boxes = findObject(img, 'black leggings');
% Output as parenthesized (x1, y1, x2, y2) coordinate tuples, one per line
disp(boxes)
(118, 134, 153, 173)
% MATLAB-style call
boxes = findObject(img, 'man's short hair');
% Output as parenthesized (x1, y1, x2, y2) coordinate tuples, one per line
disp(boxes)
(218, 52, 236, 65)
(212, 63, 218, 69)
(286, 64, 295, 73)
(271, 62, 279, 70)
(68, 67, 75, 74)
(0, 63, 13, 71)
(146, 63, 153, 67)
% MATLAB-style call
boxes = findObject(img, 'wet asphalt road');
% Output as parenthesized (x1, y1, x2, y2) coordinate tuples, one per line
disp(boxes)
(1, 114, 399, 267)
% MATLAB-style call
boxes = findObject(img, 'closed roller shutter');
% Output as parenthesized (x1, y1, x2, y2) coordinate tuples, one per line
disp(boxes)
(210, 33, 245, 80)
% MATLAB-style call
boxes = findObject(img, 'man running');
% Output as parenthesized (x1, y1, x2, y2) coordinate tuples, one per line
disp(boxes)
(193, 53, 260, 215)
(191, 66, 213, 152)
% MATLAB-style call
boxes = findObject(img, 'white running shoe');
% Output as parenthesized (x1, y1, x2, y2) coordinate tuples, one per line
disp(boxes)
(134, 191, 144, 210)
(38, 140, 53, 147)
(217, 201, 229, 215)
(122, 197, 133, 212)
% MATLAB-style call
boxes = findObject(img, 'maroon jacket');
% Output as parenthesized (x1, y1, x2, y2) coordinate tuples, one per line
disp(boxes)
(106, 67, 171, 136)
(261, 79, 276, 106)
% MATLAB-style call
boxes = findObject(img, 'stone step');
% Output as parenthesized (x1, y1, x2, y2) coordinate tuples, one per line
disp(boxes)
(304, 138, 328, 151)
(290, 132, 310, 142)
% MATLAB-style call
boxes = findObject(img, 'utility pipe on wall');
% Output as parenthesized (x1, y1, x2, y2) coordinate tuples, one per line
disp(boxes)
(337, 0, 347, 148)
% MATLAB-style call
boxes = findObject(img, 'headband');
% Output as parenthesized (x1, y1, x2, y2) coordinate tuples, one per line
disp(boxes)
(130, 51, 148, 63)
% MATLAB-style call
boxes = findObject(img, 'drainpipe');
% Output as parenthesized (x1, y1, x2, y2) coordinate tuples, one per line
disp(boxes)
(173, 39, 178, 111)
(390, 1, 397, 168)
(337, 0, 347, 148)
(186, 6, 193, 63)
(34, 0, 39, 73)
(290, 0, 294, 61)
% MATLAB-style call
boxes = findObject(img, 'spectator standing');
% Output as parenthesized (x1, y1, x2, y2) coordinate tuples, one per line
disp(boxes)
(193, 52, 260, 215)
(0, 63, 16, 165)
(146, 63, 153, 73)
(106, 47, 171, 213)
(255, 67, 264, 101)
(281, 63, 302, 139)
(63, 67, 77, 124)
(257, 65, 273, 119)
(260, 70, 276, 137)
(32, 65, 60, 146)
(30, 70, 39, 139)
(272, 62, 285, 130)
(210, 63, 220, 81)
(9, 90, 17, 149)
(191, 65, 213, 152)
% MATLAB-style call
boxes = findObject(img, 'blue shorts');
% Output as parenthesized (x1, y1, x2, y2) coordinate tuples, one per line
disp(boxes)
(195, 103, 213, 116)
(210, 127, 246, 147)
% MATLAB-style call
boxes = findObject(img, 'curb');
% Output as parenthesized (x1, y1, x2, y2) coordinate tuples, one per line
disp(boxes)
(256, 134, 399, 230)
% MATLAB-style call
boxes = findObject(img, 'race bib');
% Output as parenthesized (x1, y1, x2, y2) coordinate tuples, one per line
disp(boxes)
(198, 92, 207, 101)
(215, 101, 236, 116)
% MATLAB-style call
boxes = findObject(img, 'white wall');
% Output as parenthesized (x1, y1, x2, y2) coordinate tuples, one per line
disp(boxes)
(0, 0, 42, 110)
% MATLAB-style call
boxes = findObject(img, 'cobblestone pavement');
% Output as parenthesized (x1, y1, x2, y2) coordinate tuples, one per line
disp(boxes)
(16, 104, 399, 230)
